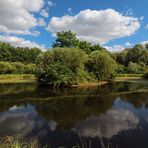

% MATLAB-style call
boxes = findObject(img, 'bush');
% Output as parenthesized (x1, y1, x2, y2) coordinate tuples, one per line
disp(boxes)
(0, 61, 14, 74)
(0, 61, 36, 74)
(11, 62, 26, 74)
(25, 64, 36, 74)
(36, 48, 89, 86)
(127, 62, 146, 74)
(86, 51, 117, 81)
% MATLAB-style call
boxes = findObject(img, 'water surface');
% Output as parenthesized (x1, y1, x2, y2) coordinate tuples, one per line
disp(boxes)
(0, 81, 148, 148)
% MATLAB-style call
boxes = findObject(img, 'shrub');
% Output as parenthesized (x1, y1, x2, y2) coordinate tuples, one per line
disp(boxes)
(86, 51, 117, 81)
(36, 48, 89, 86)
(0, 61, 14, 74)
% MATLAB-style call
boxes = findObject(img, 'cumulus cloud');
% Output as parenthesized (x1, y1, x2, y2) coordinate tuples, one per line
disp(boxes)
(125, 42, 133, 47)
(105, 45, 125, 52)
(48, 0, 56, 7)
(0, 35, 45, 50)
(40, 8, 49, 18)
(47, 9, 140, 44)
(38, 18, 46, 26)
(0, 0, 44, 35)
(73, 109, 139, 138)
(145, 24, 148, 30)
(141, 40, 148, 45)
(105, 42, 133, 52)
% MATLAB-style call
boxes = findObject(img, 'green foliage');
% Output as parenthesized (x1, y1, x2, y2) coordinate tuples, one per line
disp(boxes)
(0, 61, 14, 74)
(52, 31, 79, 48)
(0, 42, 41, 64)
(24, 64, 36, 74)
(0, 61, 36, 74)
(36, 48, 90, 86)
(52, 31, 108, 54)
(86, 51, 117, 81)
(0, 74, 35, 81)
(127, 62, 146, 74)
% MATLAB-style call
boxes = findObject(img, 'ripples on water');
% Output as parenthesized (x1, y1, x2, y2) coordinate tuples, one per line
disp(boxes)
(0, 82, 148, 148)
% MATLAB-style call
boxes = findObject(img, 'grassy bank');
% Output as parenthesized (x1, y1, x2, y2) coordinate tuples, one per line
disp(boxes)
(0, 74, 36, 83)
(0, 73, 145, 85)
(0, 136, 38, 148)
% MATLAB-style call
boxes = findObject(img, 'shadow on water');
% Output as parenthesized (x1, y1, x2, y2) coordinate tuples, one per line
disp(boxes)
(0, 81, 148, 148)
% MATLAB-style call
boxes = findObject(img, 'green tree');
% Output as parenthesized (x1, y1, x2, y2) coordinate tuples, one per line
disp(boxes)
(36, 48, 89, 86)
(87, 51, 117, 81)
(78, 41, 91, 53)
(52, 31, 79, 48)
(127, 62, 142, 74)
(0, 61, 14, 74)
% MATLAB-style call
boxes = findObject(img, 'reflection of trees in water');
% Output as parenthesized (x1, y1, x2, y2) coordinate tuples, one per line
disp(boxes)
(120, 92, 148, 108)
(0, 81, 147, 129)
(0, 83, 37, 95)
(35, 95, 115, 129)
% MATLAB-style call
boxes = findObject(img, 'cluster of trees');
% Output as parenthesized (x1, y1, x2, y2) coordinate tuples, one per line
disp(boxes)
(113, 44, 148, 74)
(0, 61, 35, 74)
(36, 31, 118, 86)
(0, 31, 148, 85)
(0, 42, 41, 64)
(0, 42, 41, 74)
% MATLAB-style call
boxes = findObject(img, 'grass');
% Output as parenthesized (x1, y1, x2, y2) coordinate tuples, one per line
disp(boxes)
(0, 136, 38, 148)
(0, 74, 36, 83)
(117, 73, 143, 77)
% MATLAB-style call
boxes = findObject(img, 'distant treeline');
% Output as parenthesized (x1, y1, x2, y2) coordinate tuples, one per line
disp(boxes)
(0, 42, 41, 64)
(0, 31, 148, 85)
(0, 42, 41, 74)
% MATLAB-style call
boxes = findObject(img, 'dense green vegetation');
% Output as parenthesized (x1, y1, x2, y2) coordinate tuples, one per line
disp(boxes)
(0, 31, 148, 86)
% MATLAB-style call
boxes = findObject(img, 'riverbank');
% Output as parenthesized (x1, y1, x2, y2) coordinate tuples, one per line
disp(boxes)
(0, 74, 146, 85)
(0, 74, 36, 83)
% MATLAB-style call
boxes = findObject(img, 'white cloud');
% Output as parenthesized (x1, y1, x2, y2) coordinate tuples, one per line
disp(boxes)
(0, 0, 45, 35)
(73, 109, 139, 138)
(141, 40, 148, 45)
(48, 0, 56, 7)
(126, 8, 133, 16)
(38, 18, 46, 26)
(105, 45, 125, 52)
(47, 9, 140, 44)
(40, 8, 49, 18)
(105, 42, 133, 52)
(140, 16, 144, 21)
(0, 35, 45, 50)
(68, 8, 72, 12)
(145, 24, 148, 30)
(125, 42, 133, 47)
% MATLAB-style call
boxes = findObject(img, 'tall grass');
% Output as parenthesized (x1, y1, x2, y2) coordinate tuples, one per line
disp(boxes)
(0, 136, 38, 148)
(0, 74, 36, 80)
(117, 73, 143, 77)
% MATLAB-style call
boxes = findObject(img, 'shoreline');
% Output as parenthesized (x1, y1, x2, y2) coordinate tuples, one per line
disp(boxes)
(0, 75, 146, 86)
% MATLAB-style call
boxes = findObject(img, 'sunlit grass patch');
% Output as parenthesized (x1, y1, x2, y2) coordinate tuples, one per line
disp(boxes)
(0, 136, 38, 148)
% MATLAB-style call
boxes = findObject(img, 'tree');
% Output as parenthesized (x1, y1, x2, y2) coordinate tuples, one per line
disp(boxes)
(78, 41, 91, 53)
(86, 51, 117, 81)
(36, 48, 89, 86)
(0, 61, 14, 74)
(127, 62, 142, 74)
(52, 31, 79, 48)
(127, 44, 145, 64)
(0, 42, 42, 64)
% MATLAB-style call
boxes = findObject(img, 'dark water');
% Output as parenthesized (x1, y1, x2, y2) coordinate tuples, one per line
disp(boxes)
(0, 82, 148, 148)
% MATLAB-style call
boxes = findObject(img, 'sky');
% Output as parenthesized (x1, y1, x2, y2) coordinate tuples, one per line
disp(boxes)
(0, 0, 148, 52)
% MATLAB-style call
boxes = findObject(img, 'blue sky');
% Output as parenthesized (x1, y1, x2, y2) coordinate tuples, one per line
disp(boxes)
(0, 0, 148, 51)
